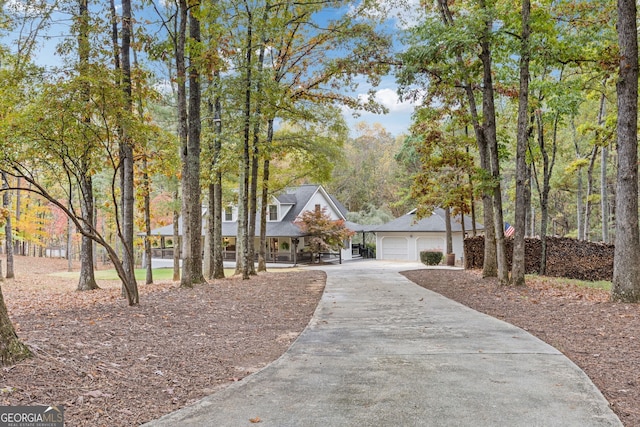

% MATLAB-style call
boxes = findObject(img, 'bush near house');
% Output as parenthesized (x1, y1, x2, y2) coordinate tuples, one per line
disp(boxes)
(464, 236, 614, 281)
(420, 250, 443, 266)
(294, 207, 355, 262)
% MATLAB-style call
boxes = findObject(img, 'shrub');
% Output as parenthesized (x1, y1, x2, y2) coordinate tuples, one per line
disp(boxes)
(420, 250, 443, 266)
(366, 243, 376, 258)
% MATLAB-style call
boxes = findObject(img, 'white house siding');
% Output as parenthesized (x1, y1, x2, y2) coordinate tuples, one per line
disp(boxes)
(376, 232, 465, 262)
(305, 191, 342, 220)
(416, 236, 445, 257)
(341, 247, 353, 261)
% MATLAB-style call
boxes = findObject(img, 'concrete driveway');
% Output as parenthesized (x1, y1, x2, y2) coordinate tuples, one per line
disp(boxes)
(143, 260, 621, 427)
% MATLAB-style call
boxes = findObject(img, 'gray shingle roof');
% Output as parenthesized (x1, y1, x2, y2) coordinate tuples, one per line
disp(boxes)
(373, 208, 484, 233)
(148, 184, 351, 238)
(276, 193, 297, 204)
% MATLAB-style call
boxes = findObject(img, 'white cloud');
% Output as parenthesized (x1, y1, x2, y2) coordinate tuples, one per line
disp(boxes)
(4, 0, 54, 16)
(372, 88, 415, 113)
(355, 87, 418, 114)
(353, 0, 425, 29)
(340, 86, 419, 136)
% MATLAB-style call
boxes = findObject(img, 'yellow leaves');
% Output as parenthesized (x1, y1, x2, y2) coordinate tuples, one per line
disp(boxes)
(0, 207, 8, 227)
(564, 158, 589, 174)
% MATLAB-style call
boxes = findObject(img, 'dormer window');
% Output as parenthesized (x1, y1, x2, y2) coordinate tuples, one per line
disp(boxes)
(224, 206, 233, 221)
(268, 205, 278, 221)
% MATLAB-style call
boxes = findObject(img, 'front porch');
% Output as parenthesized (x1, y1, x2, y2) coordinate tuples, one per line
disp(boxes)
(147, 236, 348, 267)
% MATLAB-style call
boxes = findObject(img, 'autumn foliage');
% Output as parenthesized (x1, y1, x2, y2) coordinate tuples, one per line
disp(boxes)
(294, 208, 354, 257)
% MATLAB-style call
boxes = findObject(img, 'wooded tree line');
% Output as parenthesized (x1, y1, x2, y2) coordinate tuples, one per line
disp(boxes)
(0, 0, 639, 366)
(0, 1, 391, 281)
(0, 0, 394, 363)
(396, 0, 640, 301)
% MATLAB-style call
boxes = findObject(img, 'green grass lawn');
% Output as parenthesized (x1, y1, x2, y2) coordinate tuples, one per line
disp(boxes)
(565, 278, 611, 291)
(526, 274, 612, 291)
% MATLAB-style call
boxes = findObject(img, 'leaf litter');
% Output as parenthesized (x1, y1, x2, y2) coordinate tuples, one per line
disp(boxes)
(0, 256, 324, 426)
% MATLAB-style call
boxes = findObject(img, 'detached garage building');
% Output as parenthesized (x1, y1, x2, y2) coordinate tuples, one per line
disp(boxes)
(374, 208, 483, 263)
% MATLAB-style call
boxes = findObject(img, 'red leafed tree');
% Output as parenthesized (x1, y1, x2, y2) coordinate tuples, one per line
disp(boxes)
(294, 208, 354, 262)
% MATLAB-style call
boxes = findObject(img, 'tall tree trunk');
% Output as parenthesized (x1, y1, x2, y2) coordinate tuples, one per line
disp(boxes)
(524, 163, 532, 237)
(0, 289, 30, 366)
(257, 120, 274, 272)
(465, 144, 477, 237)
(0, 187, 32, 363)
(512, 0, 530, 286)
(572, 119, 584, 240)
(583, 146, 598, 241)
(203, 211, 211, 278)
(92, 202, 97, 269)
(206, 185, 223, 279)
(108, 0, 138, 303)
(601, 144, 609, 243)
(257, 159, 269, 272)
(212, 74, 225, 279)
(77, 173, 99, 290)
(535, 111, 548, 274)
(180, 3, 206, 288)
(1, 174, 14, 279)
(248, 41, 267, 276)
(235, 161, 247, 277)
(247, 136, 258, 277)
(15, 179, 21, 256)
(598, 93, 609, 243)
(206, 71, 225, 280)
(444, 206, 452, 254)
(612, 0, 640, 302)
(131, 29, 153, 285)
(76, 0, 98, 291)
(479, 3, 508, 284)
(437, 0, 496, 277)
(142, 156, 153, 284)
(120, 0, 138, 303)
(109, 0, 119, 70)
(172, 185, 180, 282)
(175, 0, 188, 281)
(67, 196, 73, 272)
(527, 97, 559, 276)
(237, 7, 253, 280)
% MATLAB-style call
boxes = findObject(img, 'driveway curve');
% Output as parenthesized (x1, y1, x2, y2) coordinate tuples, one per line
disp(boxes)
(144, 260, 621, 427)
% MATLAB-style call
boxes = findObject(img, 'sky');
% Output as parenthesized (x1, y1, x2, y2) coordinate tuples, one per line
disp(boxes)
(342, 84, 416, 137)
(340, 0, 424, 137)
(2, 0, 421, 137)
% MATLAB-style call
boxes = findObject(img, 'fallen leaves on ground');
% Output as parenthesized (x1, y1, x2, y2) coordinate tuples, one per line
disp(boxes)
(0, 256, 324, 427)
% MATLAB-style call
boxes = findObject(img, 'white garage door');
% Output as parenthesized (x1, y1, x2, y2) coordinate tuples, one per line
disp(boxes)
(381, 237, 408, 260)
(416, 237, 444, 256)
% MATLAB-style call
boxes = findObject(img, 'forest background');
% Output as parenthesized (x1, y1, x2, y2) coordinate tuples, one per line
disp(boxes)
(0, 0, 639, 358)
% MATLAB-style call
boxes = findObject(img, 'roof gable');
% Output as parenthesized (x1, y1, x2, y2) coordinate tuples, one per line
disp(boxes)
(280, 185, 347, 222)
(148, 184, 350, 237)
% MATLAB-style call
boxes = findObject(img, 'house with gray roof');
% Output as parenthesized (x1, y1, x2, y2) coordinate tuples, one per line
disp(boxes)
(373, 208, 483, 263)
(148, 184, 356, 264)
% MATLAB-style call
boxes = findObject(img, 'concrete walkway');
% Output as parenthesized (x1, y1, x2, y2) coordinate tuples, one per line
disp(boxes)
(144, 261, 621, 427)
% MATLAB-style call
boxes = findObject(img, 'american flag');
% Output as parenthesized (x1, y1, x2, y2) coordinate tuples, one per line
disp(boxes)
(505, 222, 515, 237)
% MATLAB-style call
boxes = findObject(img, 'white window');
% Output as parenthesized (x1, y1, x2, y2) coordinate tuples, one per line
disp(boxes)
(268, 205, 278, 221)
(224, 206, 233, 221)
